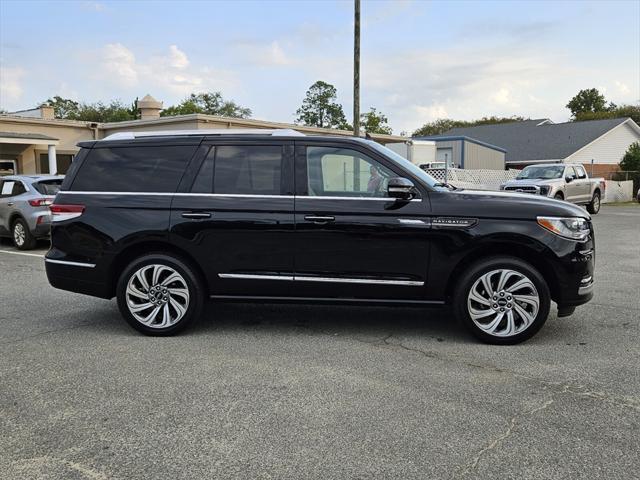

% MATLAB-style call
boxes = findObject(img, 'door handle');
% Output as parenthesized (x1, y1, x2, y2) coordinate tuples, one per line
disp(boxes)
(304, 215, 335, 223)
(181, 212, 211, 219)
(7, 202, 14, 206)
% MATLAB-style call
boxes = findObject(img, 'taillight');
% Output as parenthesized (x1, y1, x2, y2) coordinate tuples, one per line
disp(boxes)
(50, 204, 85, 222)
(29, 198, 53, 207)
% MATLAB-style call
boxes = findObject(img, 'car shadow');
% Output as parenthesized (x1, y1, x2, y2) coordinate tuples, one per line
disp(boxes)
(85, 299, 473, 344)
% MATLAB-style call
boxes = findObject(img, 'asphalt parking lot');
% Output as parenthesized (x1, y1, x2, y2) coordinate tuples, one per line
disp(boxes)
(0, 204, 638, 480)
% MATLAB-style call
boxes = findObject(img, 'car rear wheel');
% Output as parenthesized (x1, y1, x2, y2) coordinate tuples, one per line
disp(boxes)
(453, 257, 551, 344)
(554, 193, 564, 200)
(116, 253, 204, 335)
(586, 191, 600, 214)
(12, 218, 36, 250)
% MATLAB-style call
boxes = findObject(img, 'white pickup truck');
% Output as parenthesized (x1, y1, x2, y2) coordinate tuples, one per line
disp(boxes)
(500, 163, 605, 214)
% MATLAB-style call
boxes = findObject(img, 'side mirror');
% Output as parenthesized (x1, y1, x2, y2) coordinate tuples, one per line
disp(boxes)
(565, 176, 574, 183)
(387, 177, 415, 200)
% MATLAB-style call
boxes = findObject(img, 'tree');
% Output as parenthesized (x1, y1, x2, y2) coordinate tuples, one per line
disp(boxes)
(574, 104, 640, 126)
(620, 142, 640, 171)
(412, 116, 526, 137)
(295, 81, 350, 129)
(161, 92, 251, 118)
(360, 107, 392, 134)
(44, 96, 137, 122)
(566, 88, 610, 117)
(46, 96, 80, 118)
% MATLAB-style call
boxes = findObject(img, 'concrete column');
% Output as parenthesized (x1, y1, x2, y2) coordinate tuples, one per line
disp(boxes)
(48, 144, 57, 175)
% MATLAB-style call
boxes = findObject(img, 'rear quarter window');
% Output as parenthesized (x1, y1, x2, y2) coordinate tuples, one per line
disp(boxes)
(71, 145, 197, 192)
(34, 180, 63, 195)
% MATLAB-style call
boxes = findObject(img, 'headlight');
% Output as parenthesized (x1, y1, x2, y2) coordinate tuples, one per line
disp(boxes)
(539, 185, 550, 196)
(537, 216, 590, 241)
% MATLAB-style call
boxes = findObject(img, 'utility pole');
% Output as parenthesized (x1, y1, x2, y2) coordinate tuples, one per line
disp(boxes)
(353, 0, 360, 137)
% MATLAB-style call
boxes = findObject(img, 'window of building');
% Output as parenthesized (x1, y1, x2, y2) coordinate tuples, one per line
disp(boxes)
(213, 145, 282, 195)
(39, 153, 74, 175)
(71, 146, 197, 192)
(306, 146, 394, 197)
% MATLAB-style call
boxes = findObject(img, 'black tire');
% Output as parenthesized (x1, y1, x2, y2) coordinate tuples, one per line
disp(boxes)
(452, 256, 551, 345)
(116, 253, 204, 336)
(12, 218, 36, 250)
(554, 192, 564, 200)
(586, 191, 600, 214)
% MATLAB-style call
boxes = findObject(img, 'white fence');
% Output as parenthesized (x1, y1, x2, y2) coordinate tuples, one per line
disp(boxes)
(424, 168, 521, 191)
(603, 180, 633, 203)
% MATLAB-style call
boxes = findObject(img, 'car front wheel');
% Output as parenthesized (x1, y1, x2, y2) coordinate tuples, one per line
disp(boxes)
(116, 253, 204, 335)
(453, 257, 551, 344)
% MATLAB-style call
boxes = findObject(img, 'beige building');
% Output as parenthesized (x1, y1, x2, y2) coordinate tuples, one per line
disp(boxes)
(0, 95, 406, 176)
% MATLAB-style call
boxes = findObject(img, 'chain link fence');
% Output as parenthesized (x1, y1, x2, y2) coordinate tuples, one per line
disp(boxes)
(423, 168, 522, 191)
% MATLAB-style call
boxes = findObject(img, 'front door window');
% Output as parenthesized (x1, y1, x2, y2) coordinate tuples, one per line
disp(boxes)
(306, 146, 395, 198)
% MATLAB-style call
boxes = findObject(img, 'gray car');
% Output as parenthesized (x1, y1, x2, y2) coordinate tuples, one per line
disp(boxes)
(0, 175, 64, 250)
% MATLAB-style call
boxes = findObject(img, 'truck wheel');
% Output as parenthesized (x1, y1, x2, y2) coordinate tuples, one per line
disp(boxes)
(554, 192, 564, 200)
(586, 191, 600, 214)
(452, 256, 551, 345)
(116, 253, 204, 336)
(12, 218, 36, 250)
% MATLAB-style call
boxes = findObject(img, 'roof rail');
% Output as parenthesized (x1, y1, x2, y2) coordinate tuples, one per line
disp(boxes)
(101, 128, 305, 141)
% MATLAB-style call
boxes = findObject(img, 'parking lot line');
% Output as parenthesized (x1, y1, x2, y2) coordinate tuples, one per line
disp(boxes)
(0, 249, 44, 258)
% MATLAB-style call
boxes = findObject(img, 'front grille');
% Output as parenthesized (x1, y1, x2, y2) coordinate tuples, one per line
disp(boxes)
(505, 186, 540, 194)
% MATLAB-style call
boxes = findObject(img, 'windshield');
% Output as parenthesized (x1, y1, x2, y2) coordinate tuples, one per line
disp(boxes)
(517, 165, 564, 180)
(365, 140, 440, 188)
(34, 179, 63, 195)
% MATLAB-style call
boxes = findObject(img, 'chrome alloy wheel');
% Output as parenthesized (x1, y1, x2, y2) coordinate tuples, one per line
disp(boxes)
(467, 269, 540, 337)
(593, 194, 600, 212)
(13, 223, 26, 247)
(125, 264, 190, 328)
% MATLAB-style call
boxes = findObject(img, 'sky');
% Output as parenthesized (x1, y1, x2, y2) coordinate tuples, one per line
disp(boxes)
(0, 0, 639, 134)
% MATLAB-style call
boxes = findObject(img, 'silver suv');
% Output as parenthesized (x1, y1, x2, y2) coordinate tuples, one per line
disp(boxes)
(0, 175, 64, 249)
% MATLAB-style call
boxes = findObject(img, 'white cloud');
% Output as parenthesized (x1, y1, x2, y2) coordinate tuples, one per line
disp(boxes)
(166, 45, 189, 69)
(81, 1, 107, 12)
(103, 43, 138, 87)
(0, 66, 26, 109)
(96, 43, 238, 99)
(615, 80, 630, 95)
(233, 40, 292, 67)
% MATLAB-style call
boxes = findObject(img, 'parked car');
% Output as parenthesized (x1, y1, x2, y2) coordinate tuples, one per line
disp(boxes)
(500, 163, 605, 214)
(637, 187, 640, 203)
(45, 130, 595, 344)
(0, 175, 64, 249)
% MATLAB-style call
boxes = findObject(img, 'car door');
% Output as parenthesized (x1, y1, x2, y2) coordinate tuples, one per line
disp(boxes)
(0, 179, 25, 234)
(169, 140, 295, 298)
(293, 141, 431, 301)
(0, 179, 9, 234)
(564, 166, 580, 201)
(573, 165, 591, 202)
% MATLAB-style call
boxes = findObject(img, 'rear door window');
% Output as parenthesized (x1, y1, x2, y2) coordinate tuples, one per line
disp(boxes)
(213, 145, 283, 195)
(574, 166, 587, 179)
(71, 145, 197, 192)
(1, 181, 26, 197)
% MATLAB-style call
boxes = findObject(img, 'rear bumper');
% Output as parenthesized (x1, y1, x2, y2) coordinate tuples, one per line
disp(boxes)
(44, 256, 112, 299)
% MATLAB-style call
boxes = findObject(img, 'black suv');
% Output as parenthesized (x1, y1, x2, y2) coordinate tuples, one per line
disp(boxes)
(45, 129, 595, 344)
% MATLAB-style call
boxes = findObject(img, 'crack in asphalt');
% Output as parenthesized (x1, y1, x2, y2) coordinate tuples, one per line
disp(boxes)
(0, 321, 102, 347)
(323, 330, 640, 413)
(450, 386, 562, 479)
